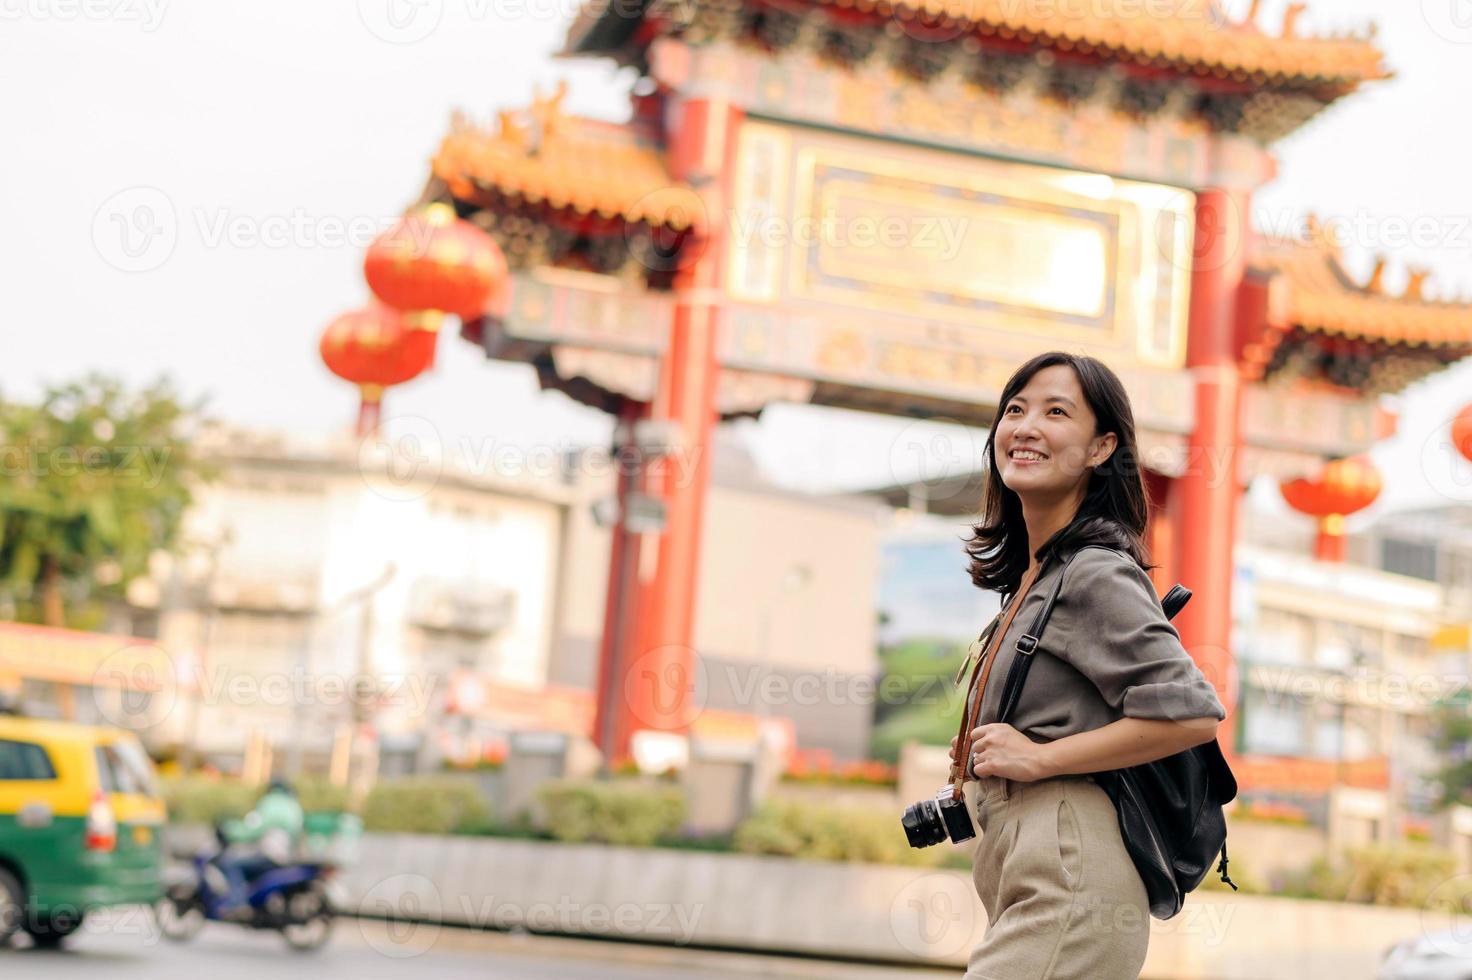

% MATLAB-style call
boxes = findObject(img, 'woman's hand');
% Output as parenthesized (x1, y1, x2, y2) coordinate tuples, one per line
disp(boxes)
(968, 723, 1053, 783)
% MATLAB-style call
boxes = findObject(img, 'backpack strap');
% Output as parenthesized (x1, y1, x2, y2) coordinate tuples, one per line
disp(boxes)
(996, 545, 1123, 725)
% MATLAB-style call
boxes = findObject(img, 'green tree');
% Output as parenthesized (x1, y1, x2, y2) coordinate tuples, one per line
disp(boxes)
(868, 636, 968, 763)
(0, 375, 213, 628)
(1428, 699, 1472, 809)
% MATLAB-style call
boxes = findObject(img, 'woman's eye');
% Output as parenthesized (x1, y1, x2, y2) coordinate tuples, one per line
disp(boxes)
(1005, 405, 1021, 414)
(1049, 407, 1065, 416)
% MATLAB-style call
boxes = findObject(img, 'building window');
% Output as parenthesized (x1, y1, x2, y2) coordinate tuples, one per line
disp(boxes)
(1247, 609, 1312, 666)
(1318, 622, 1382, 671)
(1241, 685, 1305, 755)
(1382, 537, 1438, 582)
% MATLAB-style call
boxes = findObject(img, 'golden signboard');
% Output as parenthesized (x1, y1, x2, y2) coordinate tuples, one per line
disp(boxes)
(728, 120, 1194, 372)
(810, 179, 1113, 320)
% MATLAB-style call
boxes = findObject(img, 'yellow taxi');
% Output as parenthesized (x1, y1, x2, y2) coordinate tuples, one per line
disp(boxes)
(0, 714, 165, 947)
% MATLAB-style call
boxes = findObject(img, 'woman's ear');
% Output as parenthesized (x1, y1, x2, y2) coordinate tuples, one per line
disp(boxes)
(1091, 432, 1118, 468)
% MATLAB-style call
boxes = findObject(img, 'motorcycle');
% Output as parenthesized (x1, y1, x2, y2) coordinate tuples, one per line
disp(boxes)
(156, 825, 339, 952)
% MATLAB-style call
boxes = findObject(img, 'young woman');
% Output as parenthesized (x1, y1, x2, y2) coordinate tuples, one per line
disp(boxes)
(954, 351, 1226, 979)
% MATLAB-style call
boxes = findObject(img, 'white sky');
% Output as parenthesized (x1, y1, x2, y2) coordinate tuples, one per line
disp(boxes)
(2, 0, 1469, 519)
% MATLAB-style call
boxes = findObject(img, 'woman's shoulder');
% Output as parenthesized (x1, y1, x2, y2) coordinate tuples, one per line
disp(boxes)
(1057, 545, 1156, 604)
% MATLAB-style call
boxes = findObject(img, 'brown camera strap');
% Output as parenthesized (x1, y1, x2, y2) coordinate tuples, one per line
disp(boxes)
(948, 561, 1043, 800)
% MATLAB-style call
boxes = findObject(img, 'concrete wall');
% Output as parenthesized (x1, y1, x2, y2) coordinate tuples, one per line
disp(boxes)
(550, 459, 887, 759)
(1221, 819, 1329, 887)
(317, 830, 1428, 979)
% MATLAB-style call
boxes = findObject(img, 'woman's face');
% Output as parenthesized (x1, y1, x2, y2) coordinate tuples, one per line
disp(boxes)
(994, 364, 1116, 500)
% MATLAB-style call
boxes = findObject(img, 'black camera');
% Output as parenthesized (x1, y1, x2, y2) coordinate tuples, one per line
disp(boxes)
(901, 785, 976, 848)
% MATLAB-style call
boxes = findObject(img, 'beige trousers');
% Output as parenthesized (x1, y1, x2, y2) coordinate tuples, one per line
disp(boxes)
(964, 773, 1150, 980)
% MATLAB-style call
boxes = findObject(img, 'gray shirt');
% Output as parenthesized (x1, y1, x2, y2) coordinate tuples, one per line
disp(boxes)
(970, 545, 1226, 744)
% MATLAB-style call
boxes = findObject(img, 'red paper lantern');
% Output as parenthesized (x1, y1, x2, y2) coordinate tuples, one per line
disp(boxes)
(319, 304, 440, 434)
(1453, 403, 1472, 466)
(1280, 455, 1382, 563)
(364, 203, 507, 321)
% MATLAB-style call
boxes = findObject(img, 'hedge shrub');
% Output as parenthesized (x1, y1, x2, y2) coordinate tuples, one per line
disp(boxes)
(162, 777, 259, 825)
(361, 777, 492, 835)
(534, 779, 684, 847)
(734, 799, 961, 868)
(162, 777, 351, 826)
(1278, 844, 1466, 908)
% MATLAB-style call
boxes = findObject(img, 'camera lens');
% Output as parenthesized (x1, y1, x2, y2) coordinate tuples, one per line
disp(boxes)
(901, 799, 949, 848)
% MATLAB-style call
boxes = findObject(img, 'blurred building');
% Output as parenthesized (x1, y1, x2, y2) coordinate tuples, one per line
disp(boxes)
(1361, 506, 1472, 618)
(876, 512, 999, 653)
(1226, 499, 1472, 832)
(53, 424, 883, 772)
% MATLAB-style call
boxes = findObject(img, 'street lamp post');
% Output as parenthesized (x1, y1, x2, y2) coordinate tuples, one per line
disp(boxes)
(286, 563, 396, 780)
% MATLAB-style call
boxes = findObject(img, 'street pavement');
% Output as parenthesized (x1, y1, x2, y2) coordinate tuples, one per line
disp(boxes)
(8, 912, 962, 979)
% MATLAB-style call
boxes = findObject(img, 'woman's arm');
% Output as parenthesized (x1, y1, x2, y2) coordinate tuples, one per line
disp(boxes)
(967, 716, 1219, 783)
(1036, 716, 1219, 778)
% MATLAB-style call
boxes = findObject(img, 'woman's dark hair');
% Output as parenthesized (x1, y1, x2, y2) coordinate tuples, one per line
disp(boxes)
(964, 351, 1153, 597)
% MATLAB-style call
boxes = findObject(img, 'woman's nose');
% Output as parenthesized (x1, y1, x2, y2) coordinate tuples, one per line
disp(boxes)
(1011, 410, 1043, 438)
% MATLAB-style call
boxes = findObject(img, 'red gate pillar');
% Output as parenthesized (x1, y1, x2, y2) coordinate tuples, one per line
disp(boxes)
(592, 399, 651, 766)
(615, 97, 743, 765)
(1173, 187, 1248, 759)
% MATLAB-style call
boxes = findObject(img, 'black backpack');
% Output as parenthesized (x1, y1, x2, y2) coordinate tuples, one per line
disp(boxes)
(996, 545, 1239, 920)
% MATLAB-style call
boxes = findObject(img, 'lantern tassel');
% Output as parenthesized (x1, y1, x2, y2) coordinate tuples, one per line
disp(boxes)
(357, 384, 384, 438)
(1314, 514, 1347, 563)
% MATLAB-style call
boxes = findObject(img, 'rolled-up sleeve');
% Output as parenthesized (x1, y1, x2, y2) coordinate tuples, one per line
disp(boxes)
(1056, 549, 1226, 723)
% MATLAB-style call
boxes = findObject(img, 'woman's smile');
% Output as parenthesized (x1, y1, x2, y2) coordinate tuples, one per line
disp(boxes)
(1006, 446, 1050, 467)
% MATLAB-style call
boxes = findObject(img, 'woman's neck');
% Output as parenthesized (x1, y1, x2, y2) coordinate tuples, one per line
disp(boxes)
(1020, 490, 1084, 576)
